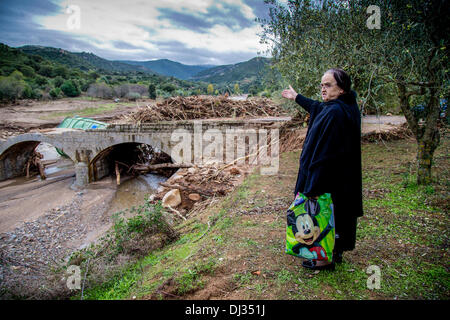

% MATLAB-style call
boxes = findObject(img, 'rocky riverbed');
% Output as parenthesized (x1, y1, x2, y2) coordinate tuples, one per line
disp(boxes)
(0, 188, 114, 298)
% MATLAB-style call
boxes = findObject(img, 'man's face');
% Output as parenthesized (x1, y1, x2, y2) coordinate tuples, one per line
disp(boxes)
(320, 72, 344, 102)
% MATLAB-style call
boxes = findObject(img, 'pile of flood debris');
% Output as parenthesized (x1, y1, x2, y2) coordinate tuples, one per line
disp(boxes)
(120, 95, 288, 123)
(0, 124, 27, 141)
(110, 143, 250, 221)
(361, 122, 413, 142)
(146, 162, 251, 221)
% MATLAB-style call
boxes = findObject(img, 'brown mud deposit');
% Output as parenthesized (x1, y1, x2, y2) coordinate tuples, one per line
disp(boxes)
(0, 97, 147, 140)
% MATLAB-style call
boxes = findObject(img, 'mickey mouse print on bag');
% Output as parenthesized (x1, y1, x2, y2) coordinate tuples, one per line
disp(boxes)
(286, 192, 335, 262)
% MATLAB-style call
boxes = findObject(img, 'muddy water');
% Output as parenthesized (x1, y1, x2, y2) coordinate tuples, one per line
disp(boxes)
(35, 142, 168, 204)
(106, 173, 167, 216)
(35, 142, 169, 216)
(0, 142, 168, 237)
(74, 172, 168, 250)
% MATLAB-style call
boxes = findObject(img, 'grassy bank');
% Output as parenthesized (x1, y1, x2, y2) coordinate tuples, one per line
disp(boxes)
(76, 132, 449, 300)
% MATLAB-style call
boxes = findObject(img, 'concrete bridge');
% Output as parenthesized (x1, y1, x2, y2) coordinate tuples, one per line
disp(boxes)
(0, 118, 287, 188)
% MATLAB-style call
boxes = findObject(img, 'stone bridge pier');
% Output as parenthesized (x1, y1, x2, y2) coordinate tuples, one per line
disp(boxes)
(0, 118, 287, 189)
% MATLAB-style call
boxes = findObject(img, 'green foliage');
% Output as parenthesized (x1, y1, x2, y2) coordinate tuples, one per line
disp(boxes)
(54, 65, 69, 78)
(194, 57, 274, 94)
(207, 83, 214, 95)
(17, 64, 35, 78)
(260, 0, 448, 185)
(88, 70, 99, 81)
(10, 70, 24, 81)
(112, 200, 175, 254)
(19, 45, 147, 74)
(53, 76, 64, 88)
(38, 64, 54, 77)
(161, 82, 176, 93)
(22, 84, 33, 99)
(234, 83, 240, 94)
(174, 259, 216, 295)
(34, 76, 48, 87)
(260, 0, 447, 114)
(49, 87, 62, 99)
(148, 83, 156, 99)
(0, 72, 27, 101)
(31, 88, 42, 99)
(60, 79, 80, 97)
(0, 43, 205, 102)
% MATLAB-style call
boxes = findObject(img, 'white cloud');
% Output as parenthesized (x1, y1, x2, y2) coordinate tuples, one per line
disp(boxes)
(36, 0, 268, 64)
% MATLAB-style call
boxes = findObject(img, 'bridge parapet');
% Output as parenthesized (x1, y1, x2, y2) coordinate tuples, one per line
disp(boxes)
(0, 118, 290, 187)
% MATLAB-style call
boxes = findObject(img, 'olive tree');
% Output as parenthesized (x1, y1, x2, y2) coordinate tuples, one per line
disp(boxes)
(260, 0, 449, 185)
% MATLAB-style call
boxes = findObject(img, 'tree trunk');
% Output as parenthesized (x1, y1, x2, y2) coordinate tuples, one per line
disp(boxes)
(397, 82, 440, 185)
(417, 137, 437, 185)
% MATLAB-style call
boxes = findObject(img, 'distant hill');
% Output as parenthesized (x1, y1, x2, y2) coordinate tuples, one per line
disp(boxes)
(19, 45, 151, 74)
(189, 57, 273, 92)
(118, 59, 216, 80)
(190, 57, 271, 84)
(6, 43, 278, 95)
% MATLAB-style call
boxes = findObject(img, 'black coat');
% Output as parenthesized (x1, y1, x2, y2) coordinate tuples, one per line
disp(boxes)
(294, 91, 363, 219)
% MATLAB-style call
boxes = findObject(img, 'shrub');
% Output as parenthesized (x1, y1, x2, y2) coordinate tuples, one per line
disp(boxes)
(111, 200, 178, 255)
(148, 83, 156, 99)
(113, 84, 130, 98)
(54, 66, 69, 78)
(162, 83, 177, 93)
(60, 80, 80, 97)
(32, 88, 43, 100)
(53, 76, 64, 88)
(22, 84, 34, 99)
(88, 70, 99, 81)
(87, 83, 113, 99)
(9, 70, 24, 81)
(0, 76, 25, 101)
(126, 92, 140, 101)
(49, 87, 62, 99)
(38, 65, 54, 77)
(34, 76, 48, 87)
(207, 84, 214, 95)
(80, 80, 93, 92)
(18, 65, 36, 78)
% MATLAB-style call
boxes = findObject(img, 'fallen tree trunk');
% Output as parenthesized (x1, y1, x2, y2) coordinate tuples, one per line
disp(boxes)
(115, 162, 120, 185)
(37, 161, 45, 180)
(25, 151, 46, 180)
(130, 163, 192, 173)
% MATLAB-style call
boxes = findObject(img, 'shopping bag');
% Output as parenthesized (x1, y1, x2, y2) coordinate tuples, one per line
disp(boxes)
(286, 192, 335, 262)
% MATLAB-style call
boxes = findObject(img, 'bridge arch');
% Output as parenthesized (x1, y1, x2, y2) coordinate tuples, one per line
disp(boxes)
(0, 133, 75, 181)
(0, 133, 75, 160)
(89, 141, 174, 182)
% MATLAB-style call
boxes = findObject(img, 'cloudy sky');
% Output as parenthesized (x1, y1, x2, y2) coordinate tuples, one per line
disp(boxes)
(0, 0, 273, 65)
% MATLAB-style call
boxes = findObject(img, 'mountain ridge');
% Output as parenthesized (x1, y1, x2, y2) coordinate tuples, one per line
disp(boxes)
(117, 58, 216, 80)
(14, 44, 276, 94)
(19, 45, 152, 74)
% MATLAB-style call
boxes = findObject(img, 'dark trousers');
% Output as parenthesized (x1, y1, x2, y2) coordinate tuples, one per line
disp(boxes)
(332, 194, 358, 252)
